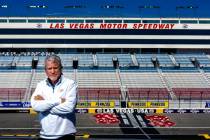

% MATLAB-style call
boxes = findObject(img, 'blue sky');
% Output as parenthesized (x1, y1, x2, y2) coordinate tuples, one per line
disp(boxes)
(0, 0, 209, 18)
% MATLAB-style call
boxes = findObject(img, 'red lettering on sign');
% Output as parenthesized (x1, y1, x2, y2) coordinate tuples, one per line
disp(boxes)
(69, 23, 94, 29)
(48, 23, 175, 29)
(133, 24, 175, 29)
(100, 23, 127, 29)
(49, 23, 65, 29)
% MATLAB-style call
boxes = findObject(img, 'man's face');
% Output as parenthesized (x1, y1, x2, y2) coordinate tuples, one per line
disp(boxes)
(45, 60, 61, 84)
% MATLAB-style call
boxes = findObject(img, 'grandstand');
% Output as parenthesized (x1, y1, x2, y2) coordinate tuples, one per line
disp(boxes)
(1, 52, 210, 109)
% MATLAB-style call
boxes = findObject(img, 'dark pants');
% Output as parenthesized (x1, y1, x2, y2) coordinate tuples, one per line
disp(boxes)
(38, 134, 75, 140)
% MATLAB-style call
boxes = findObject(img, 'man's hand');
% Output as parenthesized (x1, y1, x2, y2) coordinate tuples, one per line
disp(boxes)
(34, 95, 44, 100)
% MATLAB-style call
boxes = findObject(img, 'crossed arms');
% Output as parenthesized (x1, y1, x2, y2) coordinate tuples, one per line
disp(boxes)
(31, 82, 77, 115)
(34, 95, 66, 103)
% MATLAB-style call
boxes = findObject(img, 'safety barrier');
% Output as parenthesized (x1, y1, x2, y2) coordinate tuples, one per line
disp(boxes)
(1, 108, 210, 114)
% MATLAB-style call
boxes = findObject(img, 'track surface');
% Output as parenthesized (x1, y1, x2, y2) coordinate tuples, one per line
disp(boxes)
(0, 113, 209, 139)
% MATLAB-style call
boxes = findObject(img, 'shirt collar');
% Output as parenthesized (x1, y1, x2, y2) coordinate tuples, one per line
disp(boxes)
(46, 75, 62, 87)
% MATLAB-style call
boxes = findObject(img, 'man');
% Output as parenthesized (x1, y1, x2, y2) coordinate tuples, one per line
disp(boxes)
(31, 54, 77, 140)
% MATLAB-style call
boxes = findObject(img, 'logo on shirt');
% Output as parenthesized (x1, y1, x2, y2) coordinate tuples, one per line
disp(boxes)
(59, 89, 64, 93)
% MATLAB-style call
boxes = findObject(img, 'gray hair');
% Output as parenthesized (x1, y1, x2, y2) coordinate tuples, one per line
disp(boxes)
(44, 54, 63, 70)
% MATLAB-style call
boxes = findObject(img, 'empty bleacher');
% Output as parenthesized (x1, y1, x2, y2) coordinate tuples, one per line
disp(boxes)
(116, 54, 133, 67)
(164, 72, 210, 99)
(135, 54, 154, 67)
(0, 88, 26, 102)
(173, 54, 196, 68)
(1, 53, 210, 107)
(120, 72, 165, 88)
(77, 72, 120, 88)
(16, 56, 32, 67)
(0, 56, 13, 67)
(156, 54, 174, 67)
(75, 54, 93, 67)
(77, 72, 121, 102)
(120, 72, 169, 101)
(128, 88, 169, 100)
(97, 54, 113, 67)
(0, 71, 31, 101)
(0, 72, 31, 88)
(58, 54, 74, 67)
(164, 72, 209, 88)
(172, 88, 210, 100)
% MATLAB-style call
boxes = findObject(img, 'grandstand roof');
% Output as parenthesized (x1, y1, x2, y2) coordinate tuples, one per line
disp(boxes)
(0, 0, 209, 18)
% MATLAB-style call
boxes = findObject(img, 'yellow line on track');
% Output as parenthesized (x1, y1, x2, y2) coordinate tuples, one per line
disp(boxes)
(199, 134, 210, 139)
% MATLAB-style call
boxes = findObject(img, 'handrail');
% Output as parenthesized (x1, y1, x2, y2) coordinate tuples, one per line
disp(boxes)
(1, 17, 210, 24)
(23, 69, 35, 103)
